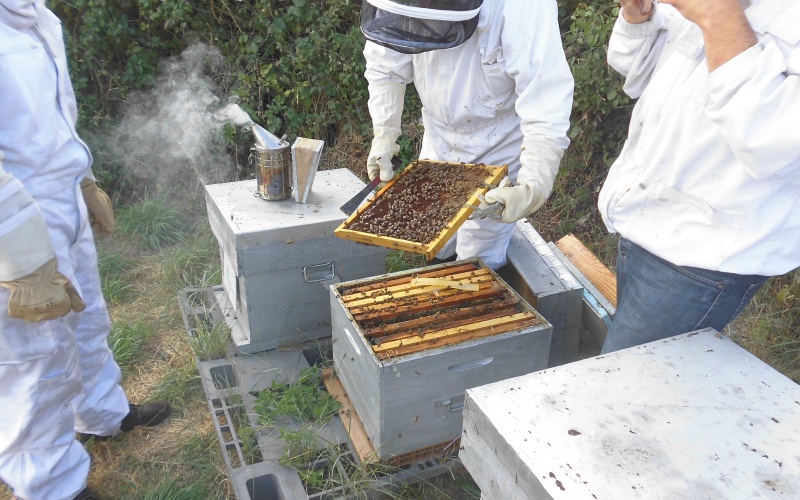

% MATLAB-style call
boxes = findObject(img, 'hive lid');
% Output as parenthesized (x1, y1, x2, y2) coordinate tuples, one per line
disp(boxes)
(205, 168, 367, 250)
(334, 160, 507, 260)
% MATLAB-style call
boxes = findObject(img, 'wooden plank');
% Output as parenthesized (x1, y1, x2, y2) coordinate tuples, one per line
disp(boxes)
(340, 268, 491, 301)
(332, 227, 427, 254)
(374, 309, 523, 344)
(343, 273, 494, 307)
(388, 439, 460, 467)
(321, 368, 379, 464)
(337, 263, 481, 295)
(375, 316, 542, 358)
(363, 298, 519, 338)
(372, 312, 539, 353)
(350, 285, 507, 322)
(555, 234, 617, 308)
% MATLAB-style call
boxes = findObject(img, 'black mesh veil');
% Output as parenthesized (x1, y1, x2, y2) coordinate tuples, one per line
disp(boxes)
(361, 0, 483, 54)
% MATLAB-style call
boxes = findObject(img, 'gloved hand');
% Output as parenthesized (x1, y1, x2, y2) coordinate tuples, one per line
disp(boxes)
(484, 179, 550, 223)
(366, 80, 405, 183)
(367, 126, 401, 183)
(484, 136, 565, 223)
(80, 177, 115, 238)
(0, 257, 86, 322)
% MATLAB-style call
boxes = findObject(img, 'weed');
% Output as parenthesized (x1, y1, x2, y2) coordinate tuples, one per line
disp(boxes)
(188, 318, 230, 362)
(96, 244, 136, 304)
(253, 367, 341, 426)
(116, 193, 185, 252)
(279, 426, 324, 469)
(107, 320, 152, 372)
(385, 250, 427, 274)
(159, 222, 221, 289)
(730, 271, 800, 383)
(130, 478, 209, 500)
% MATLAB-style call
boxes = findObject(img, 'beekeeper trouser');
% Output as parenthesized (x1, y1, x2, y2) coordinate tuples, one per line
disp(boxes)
(0, 156, 129, 500)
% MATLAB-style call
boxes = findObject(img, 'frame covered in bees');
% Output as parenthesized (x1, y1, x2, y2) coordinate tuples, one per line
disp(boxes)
(334, 160, 507, 260)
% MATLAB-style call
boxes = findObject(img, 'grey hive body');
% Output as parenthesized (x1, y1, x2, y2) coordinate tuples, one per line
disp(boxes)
(330, 260, 553, 460)
(205, 169, 388, 353)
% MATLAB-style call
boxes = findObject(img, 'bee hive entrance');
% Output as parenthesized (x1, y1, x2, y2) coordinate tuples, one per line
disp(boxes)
(335, 260, 541, 359)
(335, 160, 507, 259)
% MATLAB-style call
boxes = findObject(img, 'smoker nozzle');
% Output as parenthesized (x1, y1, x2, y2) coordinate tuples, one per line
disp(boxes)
(252, 123, 287, 149)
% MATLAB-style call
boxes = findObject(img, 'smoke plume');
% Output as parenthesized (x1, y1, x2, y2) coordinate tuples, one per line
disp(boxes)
(103, 43, 250, 202)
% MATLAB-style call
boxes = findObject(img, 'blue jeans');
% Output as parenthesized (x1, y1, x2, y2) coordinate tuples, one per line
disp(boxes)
(601, 238, 769, 354)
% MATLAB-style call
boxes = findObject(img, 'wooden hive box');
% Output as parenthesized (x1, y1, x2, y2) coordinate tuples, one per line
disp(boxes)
(330, 259, 552, 460)
(205, 169, 388, 353)
(460, 329, 800, 499)
(334, 160, 507, 260)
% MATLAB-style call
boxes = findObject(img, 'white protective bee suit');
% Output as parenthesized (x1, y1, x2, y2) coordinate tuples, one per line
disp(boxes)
(364, 0, 574, 269)
(599, 0, 800, 276)
(0, 1, 130, 498)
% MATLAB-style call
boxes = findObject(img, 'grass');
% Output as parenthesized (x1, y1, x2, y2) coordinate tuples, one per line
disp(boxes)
(116, 192, 186, 252)
(385, 249, 427, 274)
(728, 272, 800, 383)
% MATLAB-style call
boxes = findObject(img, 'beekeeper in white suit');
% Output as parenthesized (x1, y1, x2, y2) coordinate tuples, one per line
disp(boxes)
(362, 0, 574, 268)
(0, 1, 170, 499)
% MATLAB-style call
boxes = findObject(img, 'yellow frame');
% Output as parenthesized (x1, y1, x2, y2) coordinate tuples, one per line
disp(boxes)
(335, 160, 507, 260)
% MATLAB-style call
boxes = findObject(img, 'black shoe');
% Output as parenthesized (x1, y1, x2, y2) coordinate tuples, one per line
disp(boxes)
(120, 400, 172, 432)
(76, 432, 113, 444)
(78, 400, 172, 441)
(74, 488, 101, 500)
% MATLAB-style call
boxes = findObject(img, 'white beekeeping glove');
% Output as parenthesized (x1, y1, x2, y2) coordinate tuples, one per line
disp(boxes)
(366, 81, 405, 182)
(484, 136, 564, 223)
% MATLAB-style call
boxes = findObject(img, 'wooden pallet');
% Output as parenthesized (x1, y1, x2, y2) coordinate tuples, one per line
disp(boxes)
(334, 160, 507, 260)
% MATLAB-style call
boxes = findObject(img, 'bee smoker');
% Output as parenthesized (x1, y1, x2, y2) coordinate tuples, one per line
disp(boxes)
(250, 124, 292, 201)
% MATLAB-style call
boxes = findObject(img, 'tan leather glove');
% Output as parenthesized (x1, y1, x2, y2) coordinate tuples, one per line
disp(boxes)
(1, 257, 86, 322)
(80, 178, 115, 238)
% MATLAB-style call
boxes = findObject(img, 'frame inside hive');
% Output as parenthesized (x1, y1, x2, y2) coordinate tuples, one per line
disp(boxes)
(334, 160, 507, 260)
(334, 259, 541, 360)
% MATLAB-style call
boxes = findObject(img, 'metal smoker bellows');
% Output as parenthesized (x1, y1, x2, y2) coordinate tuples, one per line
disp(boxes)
(251, 124, 292, 201)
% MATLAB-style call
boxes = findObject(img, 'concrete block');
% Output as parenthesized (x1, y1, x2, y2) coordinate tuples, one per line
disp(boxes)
(461, 329, 800, 499)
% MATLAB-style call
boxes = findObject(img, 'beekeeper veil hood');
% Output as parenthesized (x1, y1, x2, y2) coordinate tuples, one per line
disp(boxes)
(361, 0, 483, 54)
(0, 0, 41, 29)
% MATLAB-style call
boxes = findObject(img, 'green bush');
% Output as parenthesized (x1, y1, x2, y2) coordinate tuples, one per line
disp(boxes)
(52, 0, 625, 200)
(53, 0, 369, 137)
